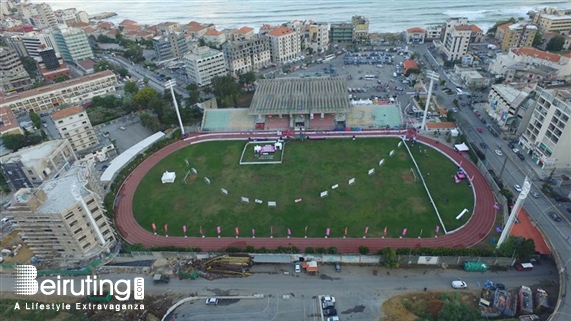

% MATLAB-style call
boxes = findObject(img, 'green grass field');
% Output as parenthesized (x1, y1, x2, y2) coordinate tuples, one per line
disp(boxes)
(132, 138, 474, 238)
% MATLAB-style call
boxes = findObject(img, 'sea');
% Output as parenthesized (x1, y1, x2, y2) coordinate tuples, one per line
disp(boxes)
(44, 0, 571, 33)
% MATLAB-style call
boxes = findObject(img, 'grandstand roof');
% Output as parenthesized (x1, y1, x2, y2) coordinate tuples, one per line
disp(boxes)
(248, 77, 350, 115)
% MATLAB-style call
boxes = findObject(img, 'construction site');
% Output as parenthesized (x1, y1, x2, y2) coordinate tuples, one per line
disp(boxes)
(172, 254, 254, 280)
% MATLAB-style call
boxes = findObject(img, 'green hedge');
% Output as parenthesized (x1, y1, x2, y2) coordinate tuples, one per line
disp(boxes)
(390, 246, 501, 257)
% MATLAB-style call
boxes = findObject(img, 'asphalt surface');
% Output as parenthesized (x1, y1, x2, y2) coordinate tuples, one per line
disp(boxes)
(0, 262, 558, 321)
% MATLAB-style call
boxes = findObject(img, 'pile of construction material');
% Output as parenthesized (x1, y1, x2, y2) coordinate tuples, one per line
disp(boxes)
(176, 254, 253, 280)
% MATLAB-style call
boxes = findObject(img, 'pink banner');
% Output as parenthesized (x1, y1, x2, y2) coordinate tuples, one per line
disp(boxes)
(183, 225, 187, 233)
(402, 228, 407, 236)
(344, 227, 348, 235)
(235, 227, 239, 235)
(436, 225, 440, 233)
(459, 160, 463, 167)
(252, 228, 255, 236)
(383, 226, 387, 236)
(493, 204, 500, 210)
(470, 175, 475, 181)
(287, 228, 291, 235)
(217, 226, 221, 234)
(152, 223, 156, 231)
(326, 228, 330, 236)
(164, 224, 168, 233)
(365, 226, 369, 234)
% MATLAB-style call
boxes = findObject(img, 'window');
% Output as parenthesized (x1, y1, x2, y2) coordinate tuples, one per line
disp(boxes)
(94, 214, 103, 221)
(78, 235, 87, 242)
(73, 227, 83, 234)
(69, 220, 78, 227)
(64, 213, 74, 220)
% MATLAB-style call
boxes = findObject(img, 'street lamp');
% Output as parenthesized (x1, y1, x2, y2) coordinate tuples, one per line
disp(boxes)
(165, 80, 185, 136)
(421, 70, 439, 132)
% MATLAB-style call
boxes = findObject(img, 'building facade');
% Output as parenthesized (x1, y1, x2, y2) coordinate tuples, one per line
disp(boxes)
(425, 25, 443, 41)
(5, 164, 116, 259)
(153, 32, 189, 62)
(442, 24, 472, 61)
(53, 26, 94, 63)
(531, 7, 571, 35)
(184, 46, 227, 87)
(54, 8, 89, 25)
(486, 84, 533, 130)
(0, 47, 33, 94)
(302, 22, 329, 53)
(203, 29, 227, 46)
(222, 37, 271, 75)
(520, 86, 571, 169)
(0, 140, 77, 191)
(4, 30, 58, 58)
(405, 27, 426, 44)
(500, 23, 538, 51)
(266, 27, 301, 63)
(351, 16, 369, 41)
(51, 106, 99, 153)
(0, 70, 118, 113)
(489, 47, 571, 79)
(330, 23, 353, 43)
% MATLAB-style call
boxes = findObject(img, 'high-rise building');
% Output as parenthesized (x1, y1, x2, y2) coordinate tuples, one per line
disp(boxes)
(38, 45, 60, 70)
(4, 30, 58, 58)
(441, 18, 472, 61)
(329, 23, 353, 43)
(302, 22, 329, 53)
(54, 8, 89, 25)
(0, 47, 33, 94)
(500, 23, 538, 51)
(35, 45, 72, 82)
(0, 140, 77, 191)
(53, 26, 94, 63)
(530, 7, 571, 35)
(153, 32, 189, 62)
(222, 37, 271, 74)
(29, 2, 58, 28)
(266, 27, 301, 63)
(520, 86, 571, 169)
(184, 47, 227, 87)
(351, 16, 369, 42)
(51, 106, 99, 153)
(5, 164, 116, 260)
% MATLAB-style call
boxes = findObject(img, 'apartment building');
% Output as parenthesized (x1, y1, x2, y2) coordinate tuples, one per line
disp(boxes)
(153, 32, 190, 62)
(489, 47, 571, 79)
(4, 30, 59, 57)
(35, 45, 72, 82)
(442, 24, 472, 61)
(520, 86, 571, 169)
(54, 8, 89, 25)
(486, 84, 534, 130)
(0, 139, 77, 191)
(425, 25, 443, 41)
(184, 46, 227, 87)
(5, 164, 115, 259)
(53, 26, 94, 63)
(0, 47, 33, 94)
(0, 106, 22, 135)
(530, 7, 571, 35)
(21, 2, 58, 28)
(52, 106, 99, 153)
(234, 26, 255, 41)
(266, 27, 301, 64)
(351, 16, 369, 41)
(0, 70, 118, 113)
(222, 37, 271, 75)
(330, 23, 353, 43)
(495, 22, 514, 42)
(500, 23, 538, 51)
(405, 27, 426, 44)
(302, 22, 329, 53)
(203, 29, 227, 46)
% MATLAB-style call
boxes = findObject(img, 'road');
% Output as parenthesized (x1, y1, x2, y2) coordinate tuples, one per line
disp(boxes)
(417, 44, 571, 320)
(0, 263, 558, 321)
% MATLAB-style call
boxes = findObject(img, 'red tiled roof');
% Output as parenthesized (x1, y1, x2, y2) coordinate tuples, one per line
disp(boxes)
(0, 107, 19, 133)
(512, 47, 562, 63)
(235, 26, 253, 34)
(407, 27, 426, 33)
(498, 22, 513, 30)
(187, 21, 202, 28)
(122, 24, 141, 31)
(51, 106, 85, 120)
(267, 27, 294, 37)
(403, 60, 419, 70)
(455, 25, 474, 31)
(426, 122, 456, 129)
(119, 19, 138, 26)
(204, 29, 223, 36)
(469, 24, 483, 33)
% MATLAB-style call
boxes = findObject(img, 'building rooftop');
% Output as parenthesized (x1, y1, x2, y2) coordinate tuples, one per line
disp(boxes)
(119, 19, 138, 26)
(186, 46, 222, 60)
(51, 105, 85, 119)
(0, 70, 115, 105)
(76, 58, 96, 70)
(508, 23, 538, 31)
(248, 77, 350, 116)
(454, 25, 474, 31)
(36, 165, 91, 214)
(1, 140, 64, 167)
(235, 26, 253, 34)
(497, 22, 514, 30)
(407, 27, 426, 33)
(511, 47, 562, 63)
(267, 27, 295, 37)
(204, 29, 223, 36)
(492, 84, 532, 106)
(403, 60, 419, 70)
(0, 107, 19, 133)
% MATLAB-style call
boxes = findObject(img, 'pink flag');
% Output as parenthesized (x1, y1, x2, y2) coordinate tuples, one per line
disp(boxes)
(436, 225, 440, 233)
(287, 228, 291, 235)
(164, 224, 168, 234)
(216, 226, 221, 234)
(151, 223, 157, 232)
(235, 227, 239, 235)
(459, 160, 463, 167)
(183, 225, 187, 233)
(365, 226, 369, 234)
(200, 225, 203, 235)
(252, 228, 255, 236)
(344, 227, 348, 235)
(493, 204, 500, 210)
(383, 226, 387, 236)
(326, 228, 330, 236)
(470, 174, 475, 181)
(402, 228, 407, 236)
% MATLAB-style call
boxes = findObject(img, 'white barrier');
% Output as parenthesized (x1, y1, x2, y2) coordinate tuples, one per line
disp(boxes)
(348, 178, 355, 185)
(221, 188, 228, 196)
(320, 191, 328, 198)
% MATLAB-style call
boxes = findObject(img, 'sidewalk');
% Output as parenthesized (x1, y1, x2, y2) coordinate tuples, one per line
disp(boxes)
(510, 208, 551, 255)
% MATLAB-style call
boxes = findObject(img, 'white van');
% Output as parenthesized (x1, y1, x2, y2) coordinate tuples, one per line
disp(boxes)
(393, 72, 397, 78)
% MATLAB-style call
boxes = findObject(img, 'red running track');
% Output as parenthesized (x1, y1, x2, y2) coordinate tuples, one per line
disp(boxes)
(114, 131, 496, 253)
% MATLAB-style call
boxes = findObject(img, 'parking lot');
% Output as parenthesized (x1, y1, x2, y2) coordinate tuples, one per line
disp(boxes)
(94, 114, 153, 154)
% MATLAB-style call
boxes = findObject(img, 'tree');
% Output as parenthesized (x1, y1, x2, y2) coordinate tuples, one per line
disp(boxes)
(116, 67, 129, 78)
(358, 246, 370, 254)
(211, 75, 241, 108)
(546, 35, 565, 52)
(381, 247, 398, 268)
(139, 113, 162, 132)
(134, 87, 158, 109)
(487, 17, 517, 35)
(29, 112, 41, 129)
(1, 134, 27, 152)
(124, 81, 139, 95)
(94, 60, 112, 72)
(54, 75, 70, 83)
(438, 300, 480, 321)
(532, 32, 543, 47)
(238, 71, 256, 85)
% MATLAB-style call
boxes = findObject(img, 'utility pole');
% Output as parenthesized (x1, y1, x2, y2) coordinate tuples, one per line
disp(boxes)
(165, 80, 185, 136)
(421, 70, 439, 131)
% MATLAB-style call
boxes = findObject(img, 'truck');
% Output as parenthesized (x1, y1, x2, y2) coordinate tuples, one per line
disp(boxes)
(153, 273, 170, 284)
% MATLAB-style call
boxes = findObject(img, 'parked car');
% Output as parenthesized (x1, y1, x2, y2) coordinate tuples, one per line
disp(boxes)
(451, 280, 467, 289)
(295, 262, 301, 273)
(205, 298, 219, 305)
(476, 127, 483, 133)
(119, 126, 126, 131)
(334, 262, 341, 272)
(548, 212, 562, 222)
(323, 308, 337, 316)
(326, 317, 340, 321)
(494, 283, 506, 290)
(515, 263, 534, 271)
(516, 152, 525, 160)
(531, 191, 539, 198)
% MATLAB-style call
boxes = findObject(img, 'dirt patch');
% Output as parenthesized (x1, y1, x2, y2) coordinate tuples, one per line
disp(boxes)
(427, 299, 444, 319)
(401, 171, 414, 183)
(380, 291, 478, 321)
(1, 230, 34, 265)
(185, 174, 198, 184)
(408, 197, 428, 213)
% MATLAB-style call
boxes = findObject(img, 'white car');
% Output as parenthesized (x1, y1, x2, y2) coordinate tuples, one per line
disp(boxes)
(327, 317, 340, 321)
(451, 280, 467, 289)
(205, 298, 219, 305)
(514, 184, 522, 192)
(295, 262, 301, 273)
(531, 191, 539, 198)
(495, 150, 503, 156)
(322, 296, 336, 303)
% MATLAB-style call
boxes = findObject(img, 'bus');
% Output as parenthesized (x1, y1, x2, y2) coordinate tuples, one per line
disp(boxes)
(323, 54, 336, 63)
(364, 75, 377, 80)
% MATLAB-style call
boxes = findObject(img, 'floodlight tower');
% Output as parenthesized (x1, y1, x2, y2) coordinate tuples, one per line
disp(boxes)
(165, 80, 185, 135)
(420, 70, 439, 131)
(496, 176, 531, 249)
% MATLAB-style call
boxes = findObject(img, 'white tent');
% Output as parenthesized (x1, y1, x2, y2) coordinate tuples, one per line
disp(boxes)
(161, 171, 176, 184)
(450, 129, 460, 137)
(454, 143, 469, 152)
